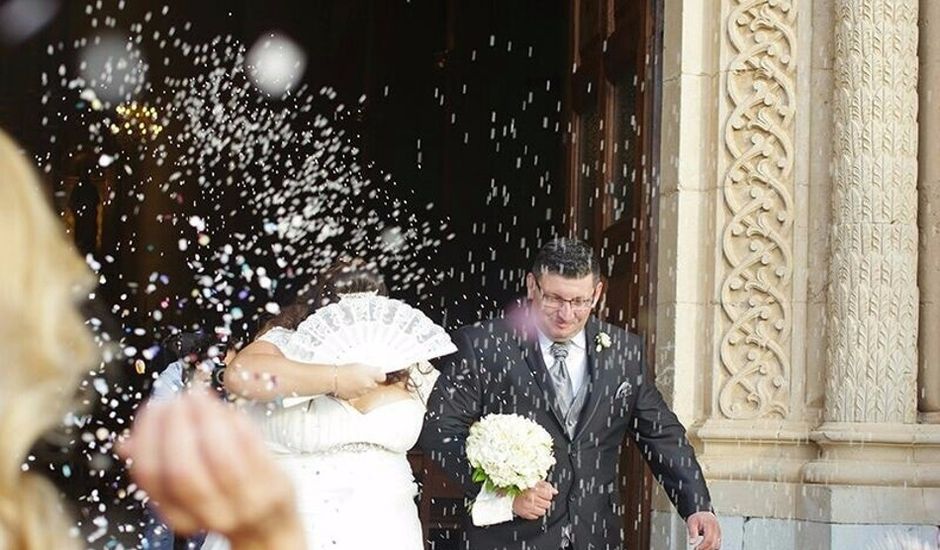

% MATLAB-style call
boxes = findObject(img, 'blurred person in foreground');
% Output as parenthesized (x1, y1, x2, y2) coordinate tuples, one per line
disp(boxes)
(0, 128, 304, 550)
(142, 330, 239, 549)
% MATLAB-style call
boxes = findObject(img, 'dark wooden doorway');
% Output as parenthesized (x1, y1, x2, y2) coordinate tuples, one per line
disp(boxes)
(564, 1, 662, 549)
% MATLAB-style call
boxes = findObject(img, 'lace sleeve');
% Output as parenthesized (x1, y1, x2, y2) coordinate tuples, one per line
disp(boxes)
(257, 326, 294, 352)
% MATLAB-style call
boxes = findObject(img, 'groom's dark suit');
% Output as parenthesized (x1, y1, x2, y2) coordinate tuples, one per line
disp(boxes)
(419, 316, 712, 550)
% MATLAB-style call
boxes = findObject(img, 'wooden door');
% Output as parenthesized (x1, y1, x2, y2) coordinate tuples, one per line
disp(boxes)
(565, 1, 662, 548)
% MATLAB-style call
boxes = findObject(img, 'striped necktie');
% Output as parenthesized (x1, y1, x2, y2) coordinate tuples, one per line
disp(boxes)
(549, 341, 574, 416)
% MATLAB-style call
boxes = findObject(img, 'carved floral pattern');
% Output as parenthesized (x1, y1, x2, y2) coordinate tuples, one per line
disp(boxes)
(719, 0, 796, 419)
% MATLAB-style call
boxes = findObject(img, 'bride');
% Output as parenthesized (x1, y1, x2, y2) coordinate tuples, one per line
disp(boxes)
(203, 259, 444, 550)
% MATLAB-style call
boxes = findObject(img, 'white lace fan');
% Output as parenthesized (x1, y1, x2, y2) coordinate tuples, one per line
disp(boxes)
(283, 293, 457, 375)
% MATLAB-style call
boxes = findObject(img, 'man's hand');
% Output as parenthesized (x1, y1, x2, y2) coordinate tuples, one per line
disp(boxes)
(512, 481, 558, 520)
(333, 364, 386, 399)
(686, 511, 721, 550)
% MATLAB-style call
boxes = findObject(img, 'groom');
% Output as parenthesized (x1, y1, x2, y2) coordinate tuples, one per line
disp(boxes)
(420, 238, 721, 550)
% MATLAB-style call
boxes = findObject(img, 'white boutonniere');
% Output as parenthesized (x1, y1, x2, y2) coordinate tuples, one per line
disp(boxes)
(615, 380, 633, 399)
(595, 332, 612, 352)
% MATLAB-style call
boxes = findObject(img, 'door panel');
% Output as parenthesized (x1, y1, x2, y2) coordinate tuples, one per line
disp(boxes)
(565, 1, 661, 549)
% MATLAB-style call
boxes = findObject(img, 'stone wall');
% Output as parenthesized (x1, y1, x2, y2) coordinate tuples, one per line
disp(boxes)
(652, 1, 940, 548)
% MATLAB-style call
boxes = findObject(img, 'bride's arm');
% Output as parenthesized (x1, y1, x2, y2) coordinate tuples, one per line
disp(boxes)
(224, 341, 385, 401)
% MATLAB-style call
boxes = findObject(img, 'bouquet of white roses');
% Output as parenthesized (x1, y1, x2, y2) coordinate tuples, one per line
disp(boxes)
(465, 413, 555, 525)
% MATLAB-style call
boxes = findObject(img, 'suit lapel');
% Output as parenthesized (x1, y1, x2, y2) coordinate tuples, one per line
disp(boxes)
(517, 328, 568, 436)
(573, 318, 609, 442)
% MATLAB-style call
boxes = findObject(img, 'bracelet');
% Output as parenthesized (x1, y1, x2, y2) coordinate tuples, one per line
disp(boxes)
(331, 364, 338, 396)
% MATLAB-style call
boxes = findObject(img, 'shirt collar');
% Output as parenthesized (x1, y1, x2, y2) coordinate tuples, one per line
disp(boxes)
(536, 327, 587, 351)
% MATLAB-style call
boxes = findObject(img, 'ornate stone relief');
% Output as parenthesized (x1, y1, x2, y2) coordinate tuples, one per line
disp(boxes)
(826, 0, 919, 424)
(718, 0, 796, 419)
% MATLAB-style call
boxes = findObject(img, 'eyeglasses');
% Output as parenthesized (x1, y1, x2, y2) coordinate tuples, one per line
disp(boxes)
(534, 279, 596, 312)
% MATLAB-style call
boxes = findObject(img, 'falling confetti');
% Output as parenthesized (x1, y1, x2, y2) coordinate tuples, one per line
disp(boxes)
(31, 2, 571, 546)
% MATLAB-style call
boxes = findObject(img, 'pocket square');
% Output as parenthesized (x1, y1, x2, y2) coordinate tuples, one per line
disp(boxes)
(615, 381, 632, 399)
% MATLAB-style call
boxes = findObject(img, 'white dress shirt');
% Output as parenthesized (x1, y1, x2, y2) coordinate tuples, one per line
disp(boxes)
(537, 328, 588, 396)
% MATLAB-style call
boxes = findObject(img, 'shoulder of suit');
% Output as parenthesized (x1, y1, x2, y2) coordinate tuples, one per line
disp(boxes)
(593, 319, 645, 358)
(593, 318, 640, 341)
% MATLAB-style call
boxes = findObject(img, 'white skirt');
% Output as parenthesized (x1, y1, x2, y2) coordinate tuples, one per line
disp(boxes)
(202, 445, 424, 550)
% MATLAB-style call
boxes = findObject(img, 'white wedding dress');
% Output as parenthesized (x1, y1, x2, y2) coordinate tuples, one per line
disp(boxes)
(202, 327, 438, 550)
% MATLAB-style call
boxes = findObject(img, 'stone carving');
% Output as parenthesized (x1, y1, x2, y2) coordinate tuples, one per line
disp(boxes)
(826, 0, 919, 423)
(718, 0, 797, 419)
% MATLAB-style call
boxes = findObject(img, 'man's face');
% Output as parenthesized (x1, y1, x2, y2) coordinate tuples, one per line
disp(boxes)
(526, 272, 602, 341)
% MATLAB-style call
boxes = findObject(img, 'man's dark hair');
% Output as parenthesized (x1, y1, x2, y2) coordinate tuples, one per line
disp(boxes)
(531, 238, 601, 280)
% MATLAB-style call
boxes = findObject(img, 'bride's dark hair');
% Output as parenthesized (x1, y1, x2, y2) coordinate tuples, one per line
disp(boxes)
(259, 258, 388, 334)
(259, 257, 415, 388)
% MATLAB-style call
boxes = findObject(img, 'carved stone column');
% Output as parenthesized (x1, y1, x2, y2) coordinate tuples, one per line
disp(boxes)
(824, 0, 919, 425)
(805, 0, 940, 487)
(694, 0, 820, 494)
(919, 0, 940, 423)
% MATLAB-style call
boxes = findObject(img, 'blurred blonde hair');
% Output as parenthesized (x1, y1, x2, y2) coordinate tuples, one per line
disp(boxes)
(0, 130, 97, 549)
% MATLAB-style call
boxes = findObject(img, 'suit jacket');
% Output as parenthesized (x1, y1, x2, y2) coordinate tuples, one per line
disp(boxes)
(419, 316, 712, 550)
